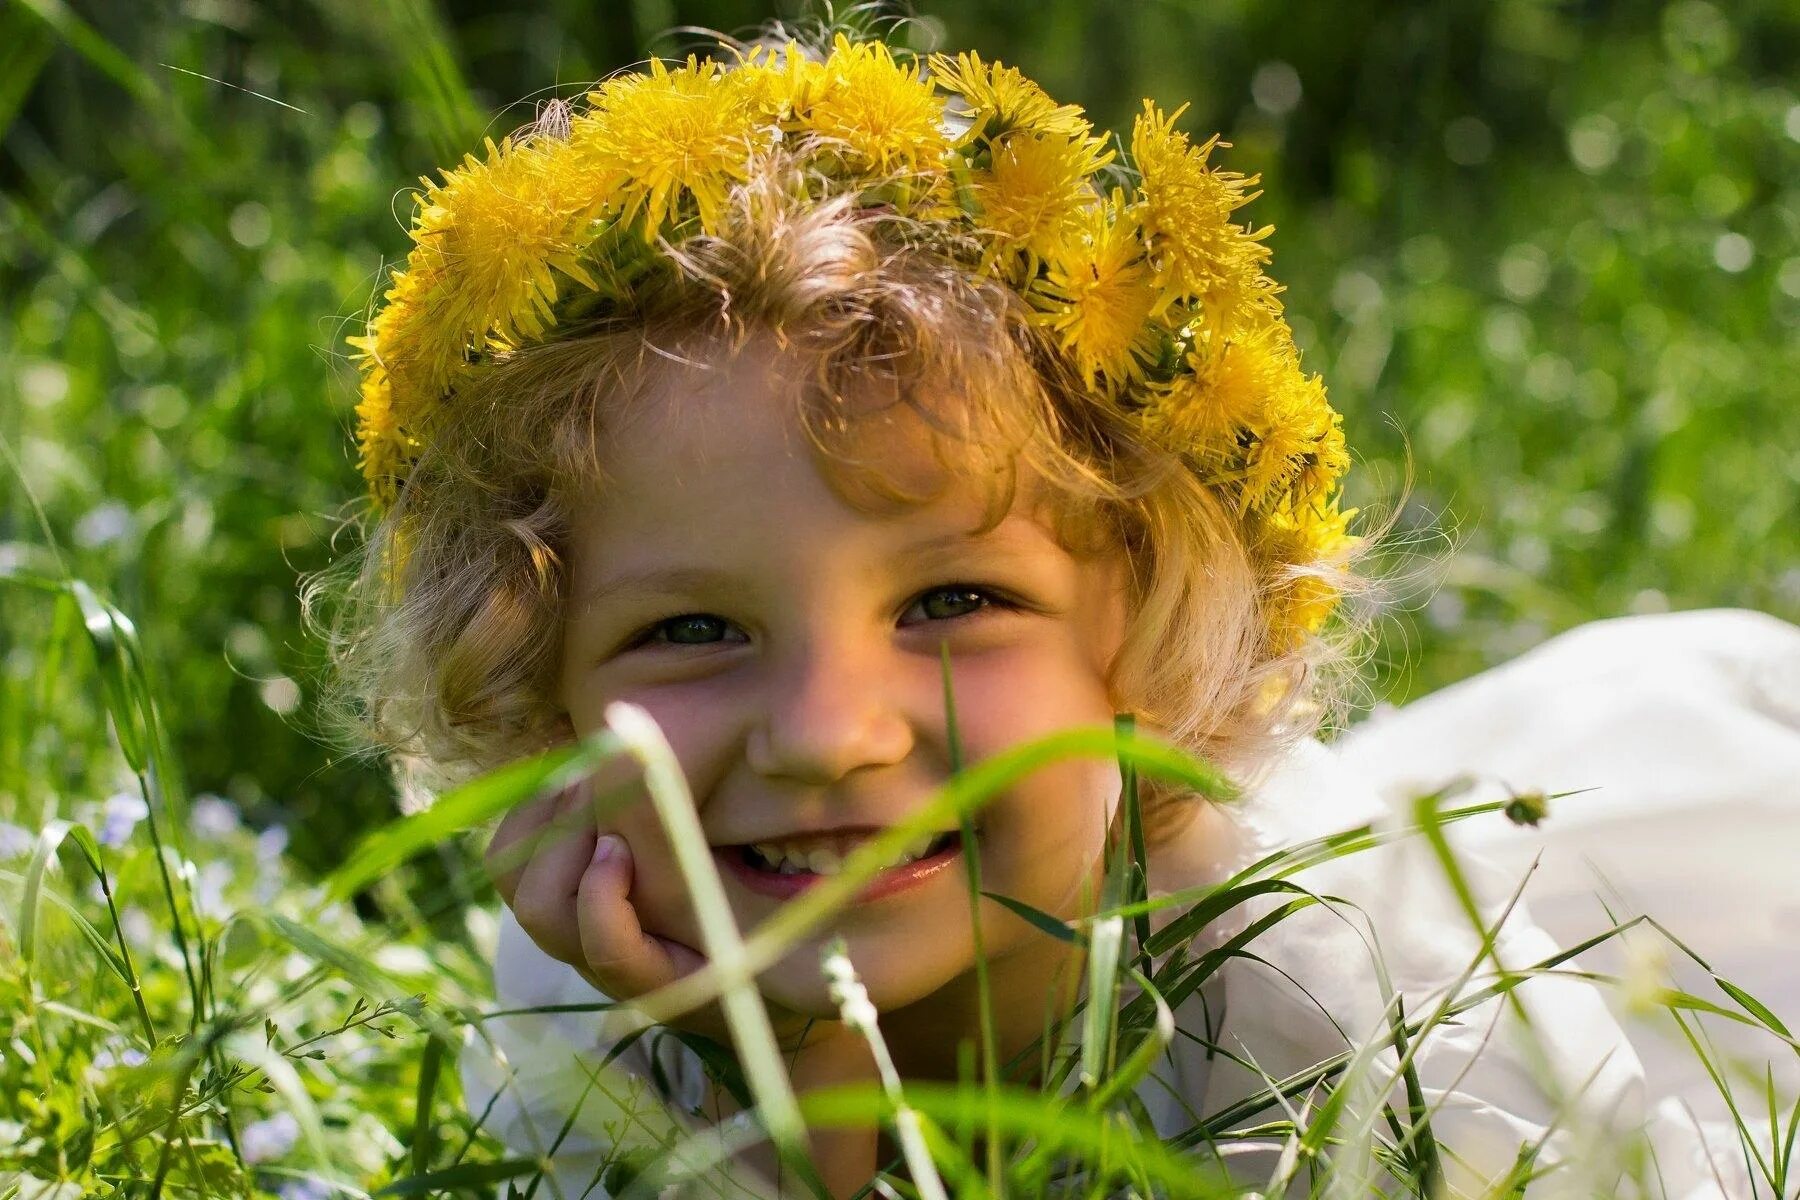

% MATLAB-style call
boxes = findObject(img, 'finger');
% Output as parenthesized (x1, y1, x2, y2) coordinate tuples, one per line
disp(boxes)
(508, 805, 602, 966)
(486, 777, 590, 906)
(576, 834, 706, 1000)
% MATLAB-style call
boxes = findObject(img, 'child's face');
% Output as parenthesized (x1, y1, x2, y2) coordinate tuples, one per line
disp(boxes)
(557, 331, 1131, 1016)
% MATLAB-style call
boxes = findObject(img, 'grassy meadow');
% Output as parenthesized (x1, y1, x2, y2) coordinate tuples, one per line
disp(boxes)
(3, 0, 1798, 1196)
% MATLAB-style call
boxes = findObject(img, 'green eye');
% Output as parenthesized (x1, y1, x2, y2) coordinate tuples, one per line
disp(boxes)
(650, 614, 730, 645)
(916, 587, 991, 621)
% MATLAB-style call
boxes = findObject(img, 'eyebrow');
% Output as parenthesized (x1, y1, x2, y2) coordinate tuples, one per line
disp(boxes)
(578, 527, 1044, 609)
(581, 566, 739, 608)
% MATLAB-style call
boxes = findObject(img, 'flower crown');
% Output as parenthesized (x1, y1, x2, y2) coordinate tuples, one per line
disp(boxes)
(347, 33, 1357, 649)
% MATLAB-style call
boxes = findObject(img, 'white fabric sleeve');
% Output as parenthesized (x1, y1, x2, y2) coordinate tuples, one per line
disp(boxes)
(457, 906, 713, 1200)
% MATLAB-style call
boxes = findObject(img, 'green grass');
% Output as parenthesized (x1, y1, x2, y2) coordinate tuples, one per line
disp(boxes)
(2, 569, 1796, 1197)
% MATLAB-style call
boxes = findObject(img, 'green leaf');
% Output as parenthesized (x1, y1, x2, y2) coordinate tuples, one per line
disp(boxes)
(19, 818, 72, 968)
(69, 581, 148, 773)
(411, 1034, 448, 1175)
(375, 1158, 542, 1196)
(1716, 977, 1793, 1039)
(978, 890, 1084, 945)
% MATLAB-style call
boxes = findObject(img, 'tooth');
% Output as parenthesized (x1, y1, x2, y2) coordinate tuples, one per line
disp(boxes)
(808, 847, 842, 875)
(904, 833, 934, 860)
(753, 843, 778, 866)
(777, 857, 804, 875)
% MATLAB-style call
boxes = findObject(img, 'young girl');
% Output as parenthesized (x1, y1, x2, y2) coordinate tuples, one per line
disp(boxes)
(322, 19, 1798, 1199)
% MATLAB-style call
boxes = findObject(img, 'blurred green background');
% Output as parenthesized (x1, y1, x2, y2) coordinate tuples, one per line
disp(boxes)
(4, 0, 1797, 869)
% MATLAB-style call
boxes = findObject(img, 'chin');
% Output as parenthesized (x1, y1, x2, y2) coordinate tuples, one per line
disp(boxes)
(756, 928, 968, 1018)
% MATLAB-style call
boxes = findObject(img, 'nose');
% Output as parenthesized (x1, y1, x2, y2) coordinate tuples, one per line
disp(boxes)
(744, 639, 916, 786)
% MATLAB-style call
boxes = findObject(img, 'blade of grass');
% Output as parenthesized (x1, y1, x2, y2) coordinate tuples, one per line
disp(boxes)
(324, 731, 625, 902)
(62, 823, 160, 1048)
(1114, 713, 1153, 979)
(18, 817, 72, 971)
(1077, 915, 1121, 1093)
(797, 1080, 1235, 1199)
(821, 942, 949, 1200)
(0, 7, 54, 139)
(601, 701, 818, 1197)
(12, 0, 163, 106)
(410, 1033, 447, 1175)
(939, 638, 1002, 1197)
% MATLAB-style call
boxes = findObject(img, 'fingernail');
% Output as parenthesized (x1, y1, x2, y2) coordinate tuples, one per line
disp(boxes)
(592, 834, 623, 865)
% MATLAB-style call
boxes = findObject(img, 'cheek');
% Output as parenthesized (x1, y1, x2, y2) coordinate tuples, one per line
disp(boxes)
(605, 801, 703, 941)
(563, 677, 728, 781)
(953, 641, 1116, 739)
(980, 755, 1118, 914)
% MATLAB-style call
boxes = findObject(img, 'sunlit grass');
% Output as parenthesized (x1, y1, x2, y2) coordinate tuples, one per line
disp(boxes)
(2, 568, 1796, 1199)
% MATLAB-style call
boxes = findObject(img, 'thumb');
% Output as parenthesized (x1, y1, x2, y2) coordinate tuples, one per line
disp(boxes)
(577, 834, 706, 996)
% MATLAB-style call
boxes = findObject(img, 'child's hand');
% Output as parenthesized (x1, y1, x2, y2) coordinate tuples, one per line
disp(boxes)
(485, 777, 730, 1043)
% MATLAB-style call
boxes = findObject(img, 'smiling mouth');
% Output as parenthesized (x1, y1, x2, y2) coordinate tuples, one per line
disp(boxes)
(736, 830, 959, 876)
(716, 830, 967, 901)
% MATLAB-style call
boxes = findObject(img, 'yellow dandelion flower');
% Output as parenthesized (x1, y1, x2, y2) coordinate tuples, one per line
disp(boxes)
(969, 129, 1112, 266)
(800, 34, 949, 179)
(578, 55, 763, 238)
(1289, 403, 1349, 510)
(1131, 100, 1273, 322)
(927, 50, 1092, 141)
(1031, 192, 1163, 394)
(352, 367, 412, 506)
(1137, 318, 1298, 465)
(1260, 499, 1360, 648)
(347, 285, 433, 502)
(733, 39, 829, 126)
(405, 134, 600, 363)
(1238, 368, 1343, 515)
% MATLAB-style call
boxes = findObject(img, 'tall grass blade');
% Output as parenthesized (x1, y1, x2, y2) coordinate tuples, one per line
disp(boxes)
(798, 1080, 1235, 1198)
(939, 639, 1002, 1195)
(1077, 914, 1121, 1091)
(601, 701, 815, 1192)
(62, 823, 160, 1046)
(822, 942, 950, 1200)
(0, 13, 54, 179)
(12, 0, 162, 105)
(411, 1033, 447, 1175)
(324, 731, 624, 902)
(69, 580, 150, 774)
(18, 817, 71, 970)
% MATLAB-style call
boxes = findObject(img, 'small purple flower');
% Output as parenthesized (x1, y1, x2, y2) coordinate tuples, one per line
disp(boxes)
(256, 824, 291, 862)
(121, 906, 156, 946)
(241, 1111, 300, 1163)
(193, 859, 235, 921)
(97, 792, 149, 848)
(0, 822, 33, 859)
(75, 501, 133, 548)
(278, 1179, 333, 1200)
(190, 794, 241, 838)
(92, 1045, 148, 1070)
